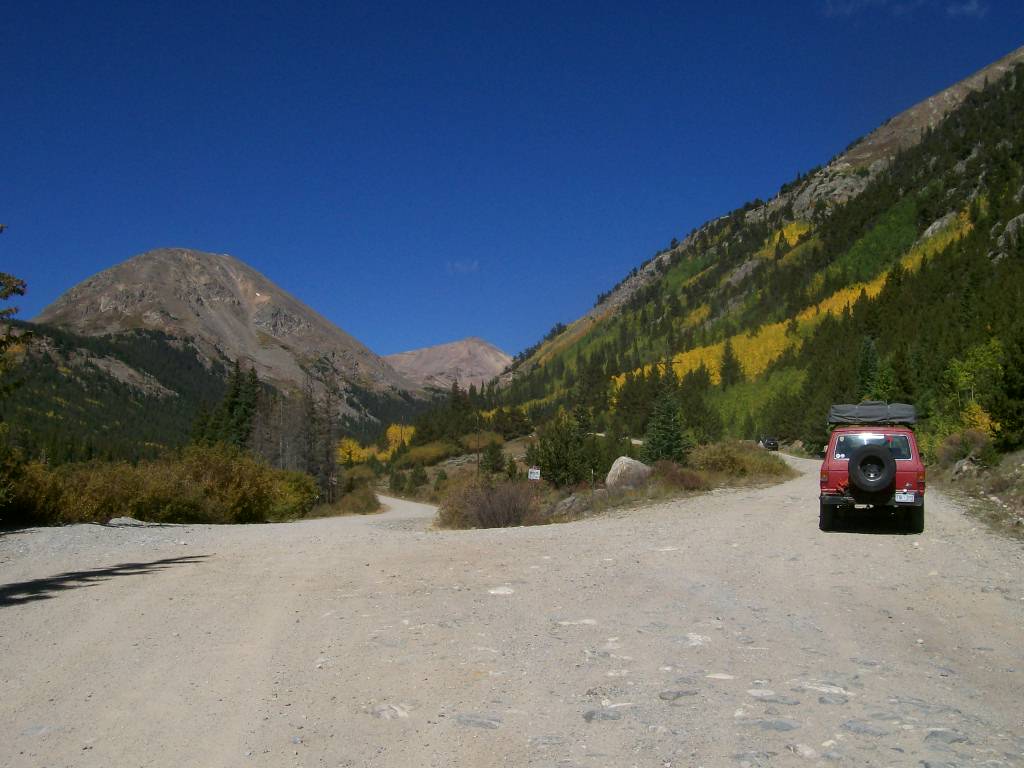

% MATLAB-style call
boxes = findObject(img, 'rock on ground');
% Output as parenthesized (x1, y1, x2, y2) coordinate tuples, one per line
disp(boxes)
(605, 456, 651, 489)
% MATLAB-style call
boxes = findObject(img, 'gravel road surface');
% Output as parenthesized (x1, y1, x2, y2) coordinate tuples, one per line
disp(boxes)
(1, 456, 1022, 767)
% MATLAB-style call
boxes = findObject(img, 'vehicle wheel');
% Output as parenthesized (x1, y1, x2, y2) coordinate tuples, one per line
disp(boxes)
(906, 506, 924, 534)
(848, 444, 897, 494)
(819, 502, 835, 532)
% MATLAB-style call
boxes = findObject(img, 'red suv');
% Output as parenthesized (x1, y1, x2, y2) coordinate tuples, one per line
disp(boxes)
(819, 402, 925, 533)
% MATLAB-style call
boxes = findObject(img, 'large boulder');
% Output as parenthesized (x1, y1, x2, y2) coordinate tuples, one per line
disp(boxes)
(605, 456, 651, 489)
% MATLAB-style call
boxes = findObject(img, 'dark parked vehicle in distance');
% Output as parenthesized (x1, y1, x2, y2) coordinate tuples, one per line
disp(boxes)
(762, 436, 779, 451)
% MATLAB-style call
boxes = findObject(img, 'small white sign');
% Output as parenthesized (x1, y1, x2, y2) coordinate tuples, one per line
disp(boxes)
(527, 467, 541, 481)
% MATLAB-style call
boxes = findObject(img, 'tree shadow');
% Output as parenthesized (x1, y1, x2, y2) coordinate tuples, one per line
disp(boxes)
(0, 555, 210, 608)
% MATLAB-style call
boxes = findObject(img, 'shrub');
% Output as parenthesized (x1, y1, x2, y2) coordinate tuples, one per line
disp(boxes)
(306, 484, 381, 517)
(408, 464, 428, 489)
(337, 485, 381, 515)
(433, 468, 448, 492)
(341, 464, 376, 490)
(393, 440, 461, 468)
(388, 469, 407, 493)
(480, 441, 505, 474)
(651, 460, 710, 491)
(269, 471, 320, 520)
(460, 431, 504, 453)
(690, 440, 793, 479)
(528, 410, 587, 487)
(438, 478, 543, 529)
(935, 428, 997, 468)
(5, 444, 317, 526)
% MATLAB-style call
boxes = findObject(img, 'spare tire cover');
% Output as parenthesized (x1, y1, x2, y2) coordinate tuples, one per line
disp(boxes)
(848, 444, 897, 493)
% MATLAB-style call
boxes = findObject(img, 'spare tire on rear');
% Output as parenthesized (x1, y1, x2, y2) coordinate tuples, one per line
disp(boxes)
(848, 444, 896, 495)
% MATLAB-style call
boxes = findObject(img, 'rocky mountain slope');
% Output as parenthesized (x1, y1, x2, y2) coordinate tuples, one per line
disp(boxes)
(37, 248, 421, 418)
(507, 44, 1024, 377)
(500, 44, 1024, 453)
(385, 337, 511, 390)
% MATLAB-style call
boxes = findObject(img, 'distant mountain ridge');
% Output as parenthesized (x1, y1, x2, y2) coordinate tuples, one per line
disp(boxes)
(386, 337, 511, 390)
(37, 247, 420, 420)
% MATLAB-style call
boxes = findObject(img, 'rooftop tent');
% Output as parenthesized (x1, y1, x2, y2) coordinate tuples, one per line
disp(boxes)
(827, 401, 917, 426)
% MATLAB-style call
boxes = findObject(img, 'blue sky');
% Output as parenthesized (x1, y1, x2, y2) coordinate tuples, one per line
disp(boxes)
(2, 1, 1020, 355)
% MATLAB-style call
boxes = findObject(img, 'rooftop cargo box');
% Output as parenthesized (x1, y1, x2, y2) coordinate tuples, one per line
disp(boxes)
(828, 401, 917, 426)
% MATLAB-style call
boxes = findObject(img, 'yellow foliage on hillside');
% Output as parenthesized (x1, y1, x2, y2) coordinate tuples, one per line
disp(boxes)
(757, 220, 812, 259)
(337, 437, 376, 465)
(961, 400, 998, 437)
(683, 304, 710, 328)
(385, 423, 414, 453)
(899, 209, 973, 272)
(613, 320, 800, 389)
(336, 423, 415, 465)
(796, 205, 973, 327)
(780, 220, 811, 246)
(535, 315, 601, 366)
(780, 235, 821, 267)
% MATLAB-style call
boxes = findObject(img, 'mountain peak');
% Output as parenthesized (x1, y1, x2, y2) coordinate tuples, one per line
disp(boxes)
(37, 247, 419, 415)
(385, 337, 512, 390)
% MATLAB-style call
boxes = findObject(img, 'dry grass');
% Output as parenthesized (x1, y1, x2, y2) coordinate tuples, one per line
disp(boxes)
(437, 477, 546, 529)
(6, 444, 318, 526)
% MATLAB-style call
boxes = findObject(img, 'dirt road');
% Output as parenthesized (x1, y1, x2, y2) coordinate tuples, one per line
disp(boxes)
(1, 457, 1022, 767)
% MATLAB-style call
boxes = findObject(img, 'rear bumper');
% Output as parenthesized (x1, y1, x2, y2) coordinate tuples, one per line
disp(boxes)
(820, 493, 923, 509)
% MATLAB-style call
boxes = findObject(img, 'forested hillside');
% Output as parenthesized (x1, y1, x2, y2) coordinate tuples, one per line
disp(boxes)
(0, 323, 228, 462)
(500, 61, 1024, 458)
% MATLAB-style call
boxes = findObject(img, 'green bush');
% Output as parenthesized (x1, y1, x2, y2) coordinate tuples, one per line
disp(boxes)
(690, 440, 794, 480)
(388, 469, 407, 493)
(433, 468, 448, 492)
(408, 464, 428, 489)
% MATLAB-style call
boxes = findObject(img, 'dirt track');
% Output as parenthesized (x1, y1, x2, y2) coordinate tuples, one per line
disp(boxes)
(1, 455, 1022, 767)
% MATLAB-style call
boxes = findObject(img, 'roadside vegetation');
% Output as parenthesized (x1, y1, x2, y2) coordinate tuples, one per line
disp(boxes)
(435, 405, 794, 530)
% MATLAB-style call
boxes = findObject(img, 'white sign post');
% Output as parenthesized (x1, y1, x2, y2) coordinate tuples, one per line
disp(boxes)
(527, 467, 541, 481)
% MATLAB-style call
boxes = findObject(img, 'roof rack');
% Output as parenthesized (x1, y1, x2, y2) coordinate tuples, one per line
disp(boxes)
(827, 401, 917, 426)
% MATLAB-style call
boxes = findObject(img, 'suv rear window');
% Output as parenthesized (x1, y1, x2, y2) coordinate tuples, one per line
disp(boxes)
(834, 433, 912, 460)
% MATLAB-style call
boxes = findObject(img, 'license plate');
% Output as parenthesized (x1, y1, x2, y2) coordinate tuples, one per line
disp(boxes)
(895, 492, 916, 503)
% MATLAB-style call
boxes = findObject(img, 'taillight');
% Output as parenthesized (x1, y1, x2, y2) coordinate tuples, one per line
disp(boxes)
(917, 471, 926, 491)
(820, 471, 829, 485)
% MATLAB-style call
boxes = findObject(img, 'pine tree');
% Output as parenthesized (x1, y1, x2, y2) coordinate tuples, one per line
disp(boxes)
(409, 464, 428, 489)
(856, 337, 880, 401)
(531, 409, 587, 487)
(642, 392, 689, 463)
(719, 339, 743, 388)
(480, 441, 504, 474)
